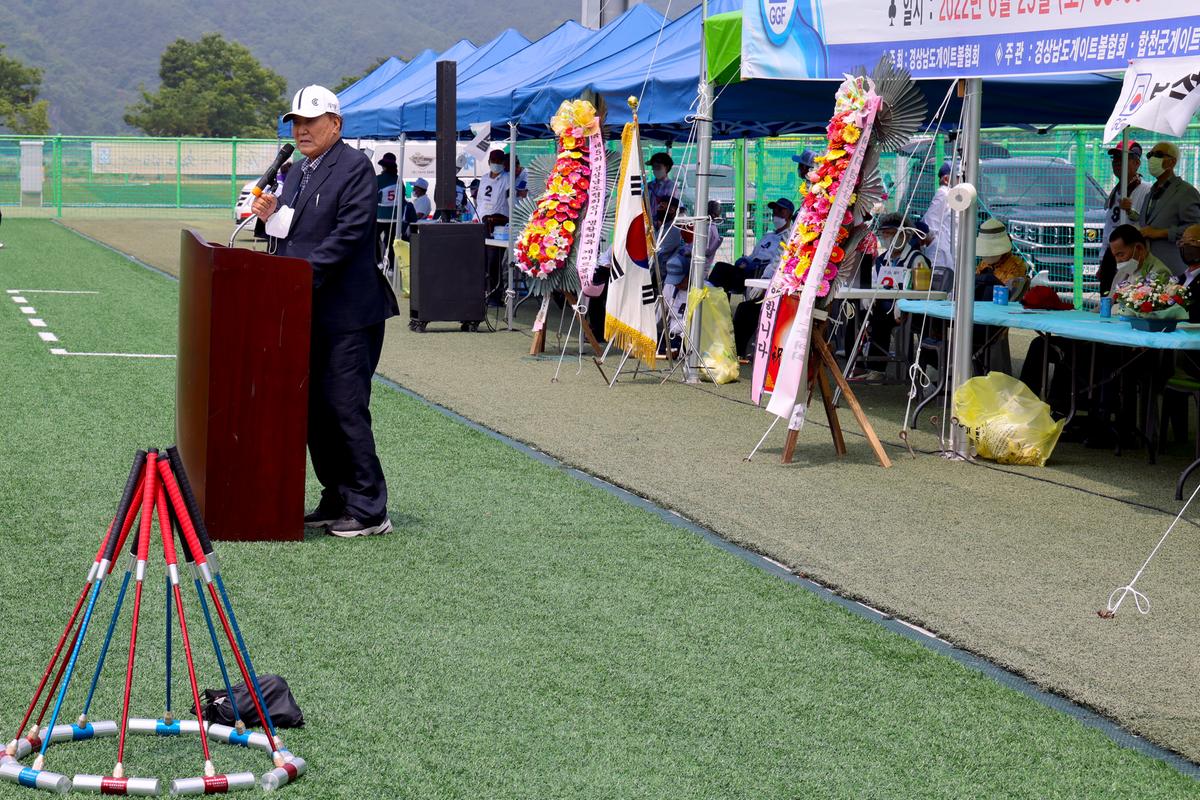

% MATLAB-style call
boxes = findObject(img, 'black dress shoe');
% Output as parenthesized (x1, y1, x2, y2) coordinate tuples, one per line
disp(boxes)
(303, 506, 342, 528)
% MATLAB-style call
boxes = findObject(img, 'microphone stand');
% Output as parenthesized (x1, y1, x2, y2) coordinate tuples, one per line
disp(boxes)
(227, 215, 258, 248)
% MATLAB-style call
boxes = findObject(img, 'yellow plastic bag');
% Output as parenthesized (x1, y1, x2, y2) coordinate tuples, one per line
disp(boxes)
(393, 238, 411, 298)
(953, 372, 1065, 466)
(685, 287, 739, 384)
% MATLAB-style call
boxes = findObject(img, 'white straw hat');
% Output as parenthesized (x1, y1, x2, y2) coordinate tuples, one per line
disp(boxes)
(976, 218, 1012, 258)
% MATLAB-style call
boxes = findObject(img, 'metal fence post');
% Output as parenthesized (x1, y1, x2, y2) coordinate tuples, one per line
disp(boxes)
(54, 136, 63, 218)
(176, 138, 183, 209)
(230, 137, 238, 211)
(753, 138, 766, 239)
(1073, 129, 1085, 309)
(734, 138, 746, 260)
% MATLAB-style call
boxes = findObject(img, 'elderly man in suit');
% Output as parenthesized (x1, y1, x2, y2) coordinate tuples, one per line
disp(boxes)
(1138, 142, 1200, 273)
(253, 85, 399, 538)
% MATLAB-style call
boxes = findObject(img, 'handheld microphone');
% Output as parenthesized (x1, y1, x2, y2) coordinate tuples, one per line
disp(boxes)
(251, 144, 295, 197)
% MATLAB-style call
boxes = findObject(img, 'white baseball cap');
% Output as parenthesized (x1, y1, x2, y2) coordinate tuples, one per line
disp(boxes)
(283, 85, 340, 122)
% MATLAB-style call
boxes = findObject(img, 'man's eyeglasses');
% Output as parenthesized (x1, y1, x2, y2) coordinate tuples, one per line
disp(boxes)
(1148, 150, 1172, 159)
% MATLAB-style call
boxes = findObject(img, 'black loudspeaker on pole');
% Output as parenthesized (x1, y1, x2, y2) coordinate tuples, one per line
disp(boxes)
(434, 61, 457, 221)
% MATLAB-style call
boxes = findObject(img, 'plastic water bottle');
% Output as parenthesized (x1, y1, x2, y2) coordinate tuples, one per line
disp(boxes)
(1100, 297, 1113, 318)
(993, 285, 1009, 305)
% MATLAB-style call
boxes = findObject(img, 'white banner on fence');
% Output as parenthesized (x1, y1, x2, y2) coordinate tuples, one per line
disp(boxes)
(743, 0, 1198, 80)
(1104, 57, 1200, 143)
(90, 141, 280, 176)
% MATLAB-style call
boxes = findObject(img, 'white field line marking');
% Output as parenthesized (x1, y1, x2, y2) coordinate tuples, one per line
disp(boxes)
(11, 296, 28, 303)
(29, 318, 46, 327)
(19, 306, 35, 314)
(49, 349, 174, 359)
(38, 332, 59, 342)
(7, 290, 99, 295)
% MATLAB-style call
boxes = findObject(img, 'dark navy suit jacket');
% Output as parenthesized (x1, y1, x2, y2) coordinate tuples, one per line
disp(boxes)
(258, 140, 399, 333)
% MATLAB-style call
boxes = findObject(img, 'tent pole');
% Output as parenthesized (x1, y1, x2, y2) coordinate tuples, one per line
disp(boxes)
(950, 78, 982, 459)
(507, 122, 518, 331)
(1119, 127, 1129, 225)
(685, 0, 713, 383)
(395, 133, 406, 294)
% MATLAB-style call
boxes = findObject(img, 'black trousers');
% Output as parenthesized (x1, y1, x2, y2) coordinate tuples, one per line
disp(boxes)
(733, 299, 762, 357)
(308, 322, 389, 523)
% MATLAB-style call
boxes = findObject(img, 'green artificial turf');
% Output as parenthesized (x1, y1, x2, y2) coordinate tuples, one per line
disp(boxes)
(0, 218, 1196, 798)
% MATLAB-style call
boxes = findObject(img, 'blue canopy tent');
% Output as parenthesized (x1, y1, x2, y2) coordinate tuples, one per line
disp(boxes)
(439, 4, 667, 138)
(343, 28, 532, 139)
(340, 38, 479, 138)
(277, 49, 441, 137)
(337, 51, 435, 113)
(393, 21, 601, 136)
(515, 1, 1122, 140)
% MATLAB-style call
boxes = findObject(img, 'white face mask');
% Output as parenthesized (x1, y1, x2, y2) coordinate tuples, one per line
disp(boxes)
(878, 235, 895, 252)
(1148, 156, 1166, 177)
(772, 216, 787, 230)
(653, 167, 667, 180)
(1115, 258, 1139, 277)
(489, 164, 502, 175)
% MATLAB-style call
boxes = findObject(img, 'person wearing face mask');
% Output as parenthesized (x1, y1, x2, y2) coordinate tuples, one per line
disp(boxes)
(474, 149, 512, 305)
(725, 198, 795, 360)
(1172, 224, 1200, 322)
(1137, 142, 1200, 273)
(1108, 223, 1172, 288)
(646, 152, 678, 218)
(708, 198, 792, 298)
(1097, 141, 1151, 294)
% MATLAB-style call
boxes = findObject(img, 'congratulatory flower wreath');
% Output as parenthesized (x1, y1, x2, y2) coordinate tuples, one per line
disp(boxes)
(514, 101, 600, 279)
(776, 78, 872, 297)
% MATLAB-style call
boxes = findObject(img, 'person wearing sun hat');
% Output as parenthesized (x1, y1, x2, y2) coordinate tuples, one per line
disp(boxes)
(974, 218, 1030, 301)
(646, 151, 679, 217)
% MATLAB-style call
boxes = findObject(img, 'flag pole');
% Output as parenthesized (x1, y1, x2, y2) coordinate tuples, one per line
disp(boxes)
(685, 0, 714, 384)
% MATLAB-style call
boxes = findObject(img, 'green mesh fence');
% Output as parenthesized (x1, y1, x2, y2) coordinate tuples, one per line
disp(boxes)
(0, 135, 282, 219)
(9, 127, 1197, 296)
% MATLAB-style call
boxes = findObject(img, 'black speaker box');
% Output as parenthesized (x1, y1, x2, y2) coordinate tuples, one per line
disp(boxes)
(409, 222, 486, 330)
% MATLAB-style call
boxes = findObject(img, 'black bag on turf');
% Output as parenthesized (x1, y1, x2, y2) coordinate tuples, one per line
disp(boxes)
(193, 674, 304, 728)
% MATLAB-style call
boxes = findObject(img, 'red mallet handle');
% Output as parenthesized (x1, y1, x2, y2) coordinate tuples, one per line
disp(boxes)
(156, 460, 207, 568)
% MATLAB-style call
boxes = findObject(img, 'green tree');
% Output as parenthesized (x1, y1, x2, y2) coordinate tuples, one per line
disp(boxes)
(124, 33, 286, 137)
(0, 44, 50, 134)
(332, 56, 391, 94)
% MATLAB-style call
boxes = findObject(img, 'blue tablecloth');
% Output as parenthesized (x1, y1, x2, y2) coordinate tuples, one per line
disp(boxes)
(896, 300, 1200, 351)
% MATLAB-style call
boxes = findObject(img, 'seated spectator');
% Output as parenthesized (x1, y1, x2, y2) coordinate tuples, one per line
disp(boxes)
(411, 177, 432, 218)
(974, 218, 1030, 301)
(722, 198, 795, 360)
(1109, 223, 1172, 288)
(709, 198, 793, 298)
(1174, 223, 1200, 322)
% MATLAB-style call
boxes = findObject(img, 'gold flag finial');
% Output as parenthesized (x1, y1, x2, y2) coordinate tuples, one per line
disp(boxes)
(627, 96, 639, 111)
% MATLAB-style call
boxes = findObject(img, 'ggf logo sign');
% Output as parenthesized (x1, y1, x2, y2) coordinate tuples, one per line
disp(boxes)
(761, 0, 796, 46)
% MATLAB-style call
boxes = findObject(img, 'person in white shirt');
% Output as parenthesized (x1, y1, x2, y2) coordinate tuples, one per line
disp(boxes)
(1098, 140, 1151, 294)
(411, 177, 432, 218)
(474, 149, 512, 226)
(922, 162, 956, 287)
(474, 149, 512, 305)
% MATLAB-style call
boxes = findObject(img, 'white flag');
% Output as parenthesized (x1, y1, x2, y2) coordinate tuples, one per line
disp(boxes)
(1104, 58, 1200, 143)
(605, 122, 658, 367)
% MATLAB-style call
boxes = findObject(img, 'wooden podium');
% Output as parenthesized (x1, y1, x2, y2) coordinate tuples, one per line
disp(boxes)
(176, 230, 312, 541)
